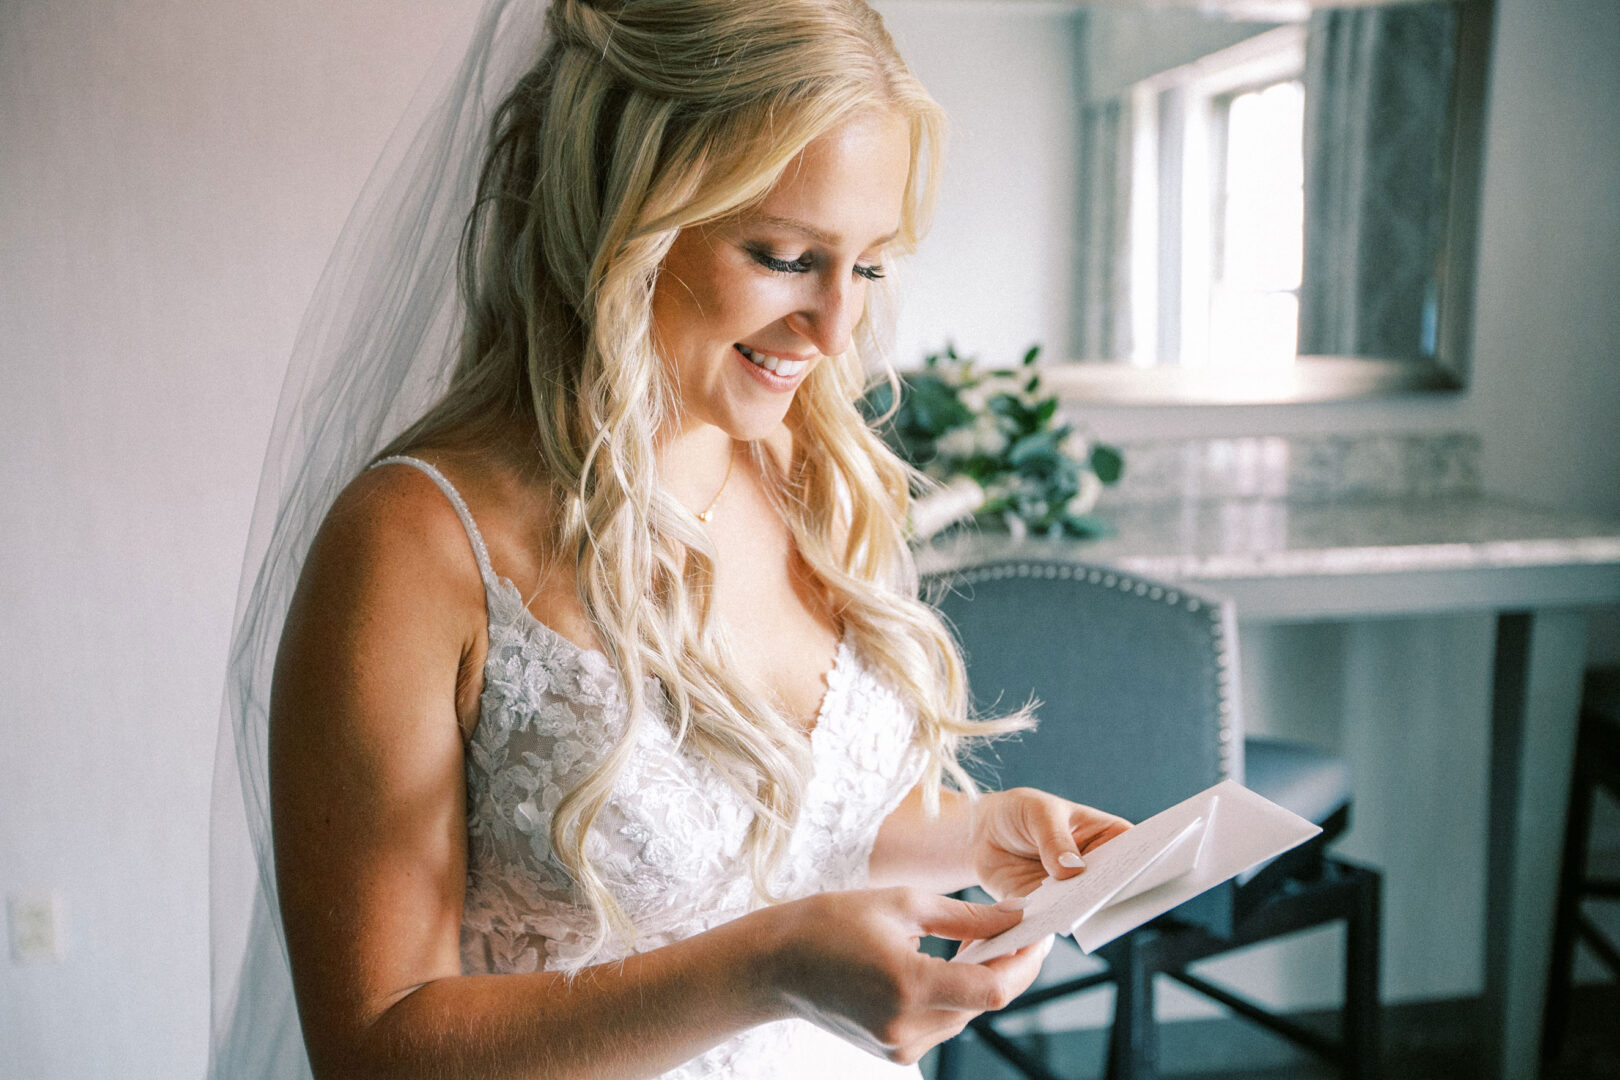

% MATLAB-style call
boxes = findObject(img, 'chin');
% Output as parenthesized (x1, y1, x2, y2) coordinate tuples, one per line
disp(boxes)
(720, 408, 793, 444)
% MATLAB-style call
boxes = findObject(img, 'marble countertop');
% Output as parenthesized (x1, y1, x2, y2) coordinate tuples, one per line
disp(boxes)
(916, 494, 1620, 584)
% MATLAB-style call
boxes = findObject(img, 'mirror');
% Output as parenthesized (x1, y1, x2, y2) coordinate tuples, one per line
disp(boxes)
(879, 0, 1493, 405)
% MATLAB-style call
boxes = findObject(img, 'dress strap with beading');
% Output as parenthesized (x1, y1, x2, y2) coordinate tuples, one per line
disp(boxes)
(371, 455, 500, 596)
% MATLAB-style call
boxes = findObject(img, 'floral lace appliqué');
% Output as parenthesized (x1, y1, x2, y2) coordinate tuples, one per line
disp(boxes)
(374, 456, 925, 1078)
(461, 577, 925, 1079)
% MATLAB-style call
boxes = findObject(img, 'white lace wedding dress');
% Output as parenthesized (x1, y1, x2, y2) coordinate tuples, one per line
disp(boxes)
(379, 457, 929, 1079)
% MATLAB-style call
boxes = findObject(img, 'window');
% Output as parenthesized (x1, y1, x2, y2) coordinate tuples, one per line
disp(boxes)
(1125, 26, 1307, 374)
(1210, 77, 1305, 372)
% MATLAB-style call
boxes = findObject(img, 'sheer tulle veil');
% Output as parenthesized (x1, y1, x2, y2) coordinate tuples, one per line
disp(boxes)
(208, 2, 549, 1074)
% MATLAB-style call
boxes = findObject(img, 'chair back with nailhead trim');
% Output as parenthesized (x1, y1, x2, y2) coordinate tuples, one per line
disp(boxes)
(925, 559, 1243, 931)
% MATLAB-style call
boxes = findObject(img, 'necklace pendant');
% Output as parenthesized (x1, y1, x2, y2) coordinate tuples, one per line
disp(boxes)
(696, 443, 734, 525)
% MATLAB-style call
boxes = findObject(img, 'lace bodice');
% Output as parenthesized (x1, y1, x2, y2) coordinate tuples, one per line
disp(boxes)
(379, 457, 926, 1079)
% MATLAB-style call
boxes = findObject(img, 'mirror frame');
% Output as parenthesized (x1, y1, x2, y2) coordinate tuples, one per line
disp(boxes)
(1036, 0, 1495, 405)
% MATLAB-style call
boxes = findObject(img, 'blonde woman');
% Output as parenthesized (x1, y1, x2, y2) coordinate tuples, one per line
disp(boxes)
(213, 0, 1127, 1077)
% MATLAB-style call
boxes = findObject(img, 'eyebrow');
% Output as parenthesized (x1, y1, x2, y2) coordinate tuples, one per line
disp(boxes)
(750, 214, 901, 250)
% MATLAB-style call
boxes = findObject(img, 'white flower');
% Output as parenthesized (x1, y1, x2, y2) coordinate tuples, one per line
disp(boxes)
(1061, 428, 1091, 462)
(970, 413, 1008, 457)
(934, 424, 978, 459)
(910, 476, 985, 540)
(980, 477, 1014, 505)
(1066, 471, 1104, 516)
(959, 380, 995, 413)
(937, 356, 974, 387)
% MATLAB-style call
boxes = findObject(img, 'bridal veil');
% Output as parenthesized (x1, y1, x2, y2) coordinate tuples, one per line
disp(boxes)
(208, 2, 548, 1074)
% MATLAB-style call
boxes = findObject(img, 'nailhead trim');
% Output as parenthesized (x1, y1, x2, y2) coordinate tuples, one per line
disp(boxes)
(928, 560, 1239, 779)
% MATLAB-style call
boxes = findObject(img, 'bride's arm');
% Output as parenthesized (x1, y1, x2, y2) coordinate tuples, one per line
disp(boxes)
(866, 787, 978, 894)
(270, 466, 1045, 1079)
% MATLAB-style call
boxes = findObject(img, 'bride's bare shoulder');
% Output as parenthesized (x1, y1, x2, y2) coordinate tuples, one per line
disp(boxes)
(310, 439, 568, 626)
(288, 456, 491, 643)
(325, 455, 473, 564)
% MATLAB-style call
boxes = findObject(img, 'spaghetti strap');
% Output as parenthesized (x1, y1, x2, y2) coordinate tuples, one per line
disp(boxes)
(371, 455, 500, 593)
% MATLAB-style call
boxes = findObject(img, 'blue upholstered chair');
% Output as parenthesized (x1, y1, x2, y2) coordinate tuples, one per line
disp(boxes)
(924, 558, 1382, 1080)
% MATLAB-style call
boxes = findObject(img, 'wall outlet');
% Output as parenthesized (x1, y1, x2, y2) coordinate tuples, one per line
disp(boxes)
(8, 893, 62, 964)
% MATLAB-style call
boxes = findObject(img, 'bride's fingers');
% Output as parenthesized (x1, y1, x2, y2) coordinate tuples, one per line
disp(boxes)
(911, 893, 1023, 944)
(1071, 805, 1132, 853)
(1028, 798, 1089, 880)
(919, 950, 1032, 1011)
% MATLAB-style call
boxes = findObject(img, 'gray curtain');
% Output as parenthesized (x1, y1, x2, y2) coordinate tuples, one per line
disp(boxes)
(1072, 94, 1135, 361)
(1299, 3, 1458, 360)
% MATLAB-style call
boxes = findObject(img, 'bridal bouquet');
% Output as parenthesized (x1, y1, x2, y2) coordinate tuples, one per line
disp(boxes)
(862, 343, 1123, 541)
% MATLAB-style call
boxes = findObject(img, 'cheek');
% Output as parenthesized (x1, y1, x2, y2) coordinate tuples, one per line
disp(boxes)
(655, 245, 795, 354)
(656, 258, 729, 345)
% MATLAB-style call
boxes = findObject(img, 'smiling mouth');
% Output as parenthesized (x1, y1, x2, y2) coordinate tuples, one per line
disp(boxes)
(735, 343, 810, 377)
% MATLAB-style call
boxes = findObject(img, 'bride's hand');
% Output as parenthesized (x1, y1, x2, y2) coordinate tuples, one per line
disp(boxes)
(969, 787, 1131, 902)
(758, 887, 1053, 1065)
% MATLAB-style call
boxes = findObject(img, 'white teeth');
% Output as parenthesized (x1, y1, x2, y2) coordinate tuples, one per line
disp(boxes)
(738, 344, 808, 378)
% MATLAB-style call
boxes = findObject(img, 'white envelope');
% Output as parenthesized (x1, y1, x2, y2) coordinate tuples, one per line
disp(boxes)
(952, 780, 1321, 965)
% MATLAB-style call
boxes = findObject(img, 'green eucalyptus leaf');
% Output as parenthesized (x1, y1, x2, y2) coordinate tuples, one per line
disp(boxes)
(905, 379, 972, 436)
(1022, 344, 1041, 366)
(1061, 513, 1114, 539)
(1090, 443, 1125, 484)
(1008, 431, 1060, 467)
(963, 460, 1000, 486)
(987, 394, 1024, 422)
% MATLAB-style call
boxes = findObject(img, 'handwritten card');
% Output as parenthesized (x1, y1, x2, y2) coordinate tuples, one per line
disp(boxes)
(952, 780, 1320, 964)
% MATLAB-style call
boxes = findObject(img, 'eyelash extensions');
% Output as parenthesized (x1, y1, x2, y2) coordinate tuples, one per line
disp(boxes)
(747, 246, 886, 280)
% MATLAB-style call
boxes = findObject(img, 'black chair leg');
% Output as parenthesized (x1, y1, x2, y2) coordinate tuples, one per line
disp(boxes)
(1343, 865, 1383, 1080)
(1543, 739, 1595, 1063)
(1107, 932, 1159, 1080)
(934, 1033, 963, 1080)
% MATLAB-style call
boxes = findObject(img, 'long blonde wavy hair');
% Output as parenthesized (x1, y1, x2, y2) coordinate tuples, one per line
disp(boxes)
(379, 0, 1024, 963)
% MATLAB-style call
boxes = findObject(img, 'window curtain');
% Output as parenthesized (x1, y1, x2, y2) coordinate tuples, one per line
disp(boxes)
(1073, 94, 1135, 362)
(1299, 3, 1458, 360)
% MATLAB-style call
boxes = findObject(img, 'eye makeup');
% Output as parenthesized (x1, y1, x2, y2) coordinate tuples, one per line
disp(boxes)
(744, 244, 885, 280)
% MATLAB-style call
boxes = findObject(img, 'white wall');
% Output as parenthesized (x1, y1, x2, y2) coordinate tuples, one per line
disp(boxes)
(0, 3, 471, 1077)
(882, 5, 1082, 371)
(1, 0, 1616, 1075)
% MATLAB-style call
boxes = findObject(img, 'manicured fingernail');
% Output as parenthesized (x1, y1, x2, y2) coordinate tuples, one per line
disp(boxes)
(1058, 852, 1085, 869)
(993, 896, 1028, 911)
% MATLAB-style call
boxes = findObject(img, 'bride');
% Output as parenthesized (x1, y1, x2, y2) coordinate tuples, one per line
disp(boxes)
(213, 0, 1127, 1076)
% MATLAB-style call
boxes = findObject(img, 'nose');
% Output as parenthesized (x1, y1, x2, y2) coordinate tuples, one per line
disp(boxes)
(788, 272, 863, 358)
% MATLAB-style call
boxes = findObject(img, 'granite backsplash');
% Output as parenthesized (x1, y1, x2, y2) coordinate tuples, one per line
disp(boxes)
(1098, 433, 1482, 506)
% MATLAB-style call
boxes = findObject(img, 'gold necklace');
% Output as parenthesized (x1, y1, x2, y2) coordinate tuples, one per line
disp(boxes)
(696, 443, 735, 523)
